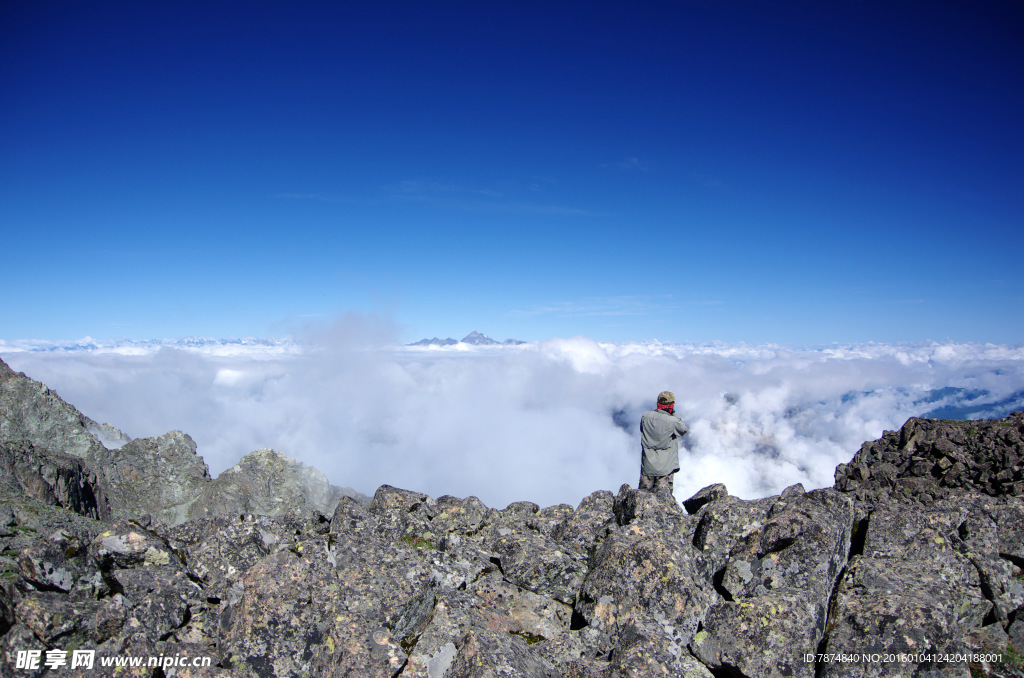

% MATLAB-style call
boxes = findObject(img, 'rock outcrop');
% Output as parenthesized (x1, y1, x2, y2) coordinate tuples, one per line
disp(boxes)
(1, 355, 1022, 677)
(193, 448, 347, 521)
(823, 412, 1024, 678)
(100, 431, 213, 524)
(0, 440, 110, 522)
(836, 413, 1024, 506)
(0, 359, 108, 467)
(0, 357, 358, 526)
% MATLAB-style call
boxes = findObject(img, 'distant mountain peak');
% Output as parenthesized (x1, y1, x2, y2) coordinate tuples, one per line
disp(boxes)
(408, 336, 459, 347)
(408, 331, 525, 347)
(460, 331, 496, 345)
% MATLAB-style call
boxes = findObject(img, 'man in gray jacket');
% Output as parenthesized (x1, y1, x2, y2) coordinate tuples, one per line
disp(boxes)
(639, 391, 689, 498)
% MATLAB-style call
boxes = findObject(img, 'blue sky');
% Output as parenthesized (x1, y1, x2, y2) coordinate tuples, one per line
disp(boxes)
(3, 1, 1022, 345)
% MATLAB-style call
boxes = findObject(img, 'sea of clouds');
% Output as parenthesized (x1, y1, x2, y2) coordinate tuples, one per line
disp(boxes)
(2, 328, 1023, 510)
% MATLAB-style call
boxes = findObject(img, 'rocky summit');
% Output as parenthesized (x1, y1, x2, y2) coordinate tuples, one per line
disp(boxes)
(0, 356, 1022, 677)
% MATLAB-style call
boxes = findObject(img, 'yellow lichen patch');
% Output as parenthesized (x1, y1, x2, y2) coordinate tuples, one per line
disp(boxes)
(143, 546, 170, 566)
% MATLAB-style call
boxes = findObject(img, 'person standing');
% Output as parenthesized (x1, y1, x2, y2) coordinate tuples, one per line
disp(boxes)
(639, 391, 688, 498)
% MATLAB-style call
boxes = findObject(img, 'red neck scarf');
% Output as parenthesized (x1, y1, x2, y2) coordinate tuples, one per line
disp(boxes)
(657, 402, 674, 414)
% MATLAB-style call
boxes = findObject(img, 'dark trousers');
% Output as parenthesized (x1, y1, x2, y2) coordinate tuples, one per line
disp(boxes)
(638, 472, 675, 496)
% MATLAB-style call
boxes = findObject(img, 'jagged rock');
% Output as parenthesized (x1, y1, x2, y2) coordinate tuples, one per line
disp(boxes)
(0, 358, 108, 466)
(818, 495, 1019, 677)
(89, 520, 183, 572)
(530, 502, 575, 537)
(15, 591, 99, 647)
(818, 413, 1024, 678)
(473, 578, 572, 646)
(99, 431, 211, 524)
(691, 492, 776, 575)
(836, 412, 1024, 506)
(0, 483, 109, 603)
(432, 493, 494, 537)
(0, 440, 110, 521)
(550, 489, 615, 560)
(693, 590, 827, 677)
(478, 522, 588, 605)
(692, 489, 854, 678)
(0, 583, 14, 636)
(290, 532, 418, 677)
(18, 542, 79, 593)
(398, 581, 569, 677)
(954, 498, 1024, 626)
(502, 500, 541, 520)
(574, 485, 718, 661)
(1009, 618, 1024, 654)
(715, 489, 854, 601)
(194, 448, 345, 520)
(0, 358, 357, 527)
(683, 482, 729, 515)
(223, 490, 590, 677)
(447, 627, 559, 677)
(222, 543, 342, 675)
(609, 619, 715, 677)
(168, 511, 317, 610)
(92, 593, 129, 644)
(966, 622, 1011, 649)
(110, 566, 202, 643)
(367, 484, 440, 545)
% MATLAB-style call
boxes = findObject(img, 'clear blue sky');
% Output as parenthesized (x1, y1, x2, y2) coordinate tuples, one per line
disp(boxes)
(3, 1, 1022, 345)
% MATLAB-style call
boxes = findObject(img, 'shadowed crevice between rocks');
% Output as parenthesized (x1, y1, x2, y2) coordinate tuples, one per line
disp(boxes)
(569, 608, 589, 631)
(708, 662, 752, 678)
(711, 567, 734, 602)
(847, 515, 869, 558)
(390, 658, 409, 678)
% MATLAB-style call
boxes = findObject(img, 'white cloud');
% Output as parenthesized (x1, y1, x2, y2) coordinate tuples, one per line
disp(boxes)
(4, 330, 1023, 510)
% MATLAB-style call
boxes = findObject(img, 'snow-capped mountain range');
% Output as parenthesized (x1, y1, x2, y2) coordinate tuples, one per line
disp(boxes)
(0, 336, 301, 356)
(408, 331, 526, 347)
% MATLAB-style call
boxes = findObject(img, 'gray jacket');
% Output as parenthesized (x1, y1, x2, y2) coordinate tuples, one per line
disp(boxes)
(640, 409, 689, 477)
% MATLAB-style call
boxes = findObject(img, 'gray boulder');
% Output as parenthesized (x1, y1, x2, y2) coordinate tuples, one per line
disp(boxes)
(477, 520, 588, 605)
(691, 488, 855, 678)
(818, 496, 1021, 677)
(574, 485, 718, 662)
(550, 489, 615, 560)
(683, 482, 729, 515)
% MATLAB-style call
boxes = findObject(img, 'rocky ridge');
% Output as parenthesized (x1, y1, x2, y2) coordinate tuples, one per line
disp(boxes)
(1, 355, 1023, 677)
(0, 360, 361, 526)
